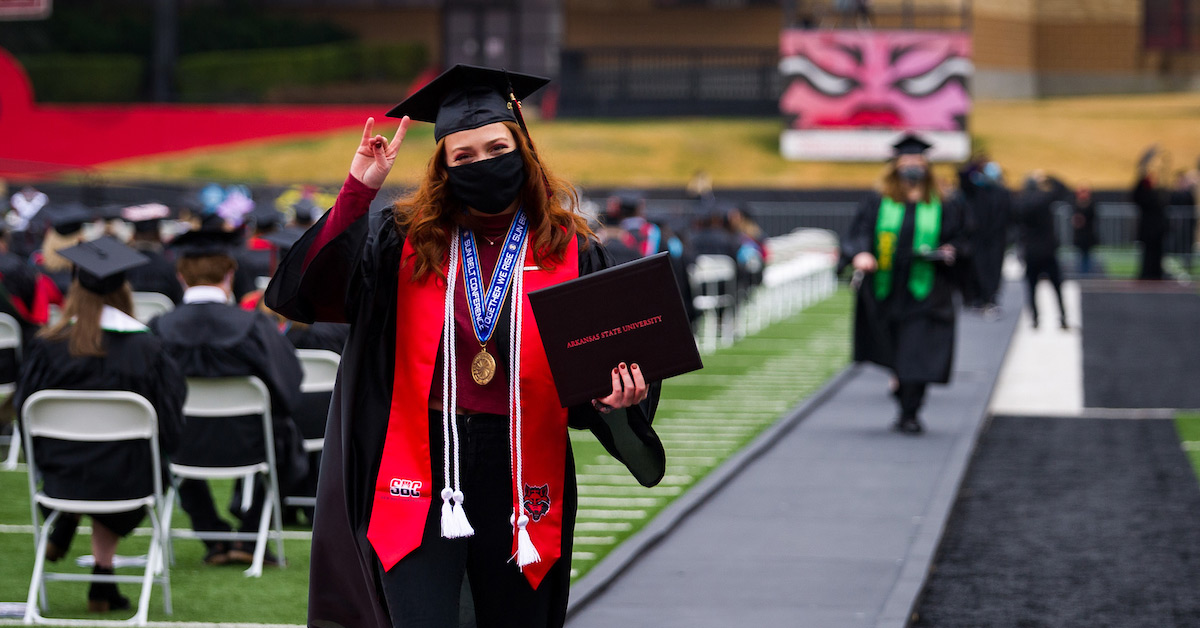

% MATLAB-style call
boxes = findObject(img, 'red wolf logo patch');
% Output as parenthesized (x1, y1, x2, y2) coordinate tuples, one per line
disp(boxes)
(523, 484, 551, 522)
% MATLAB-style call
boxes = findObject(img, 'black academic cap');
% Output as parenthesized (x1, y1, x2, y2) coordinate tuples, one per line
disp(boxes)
(289, 198, 322, 224)
(169, 228, 240, 259)
(385, 64, 551, 141)
(122, 203, 171, 234)
(892, 133, 933, 157)
(261, 226, 305, 253)
(50, 204, 95, 235)
(248, 206, 284, 231)
(57, 236, 148, 295)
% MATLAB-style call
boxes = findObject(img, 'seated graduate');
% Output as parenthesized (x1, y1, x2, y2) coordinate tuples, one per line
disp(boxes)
(265, 65, 666, 628)
(0, 222, 42, 384)
(31, 204, 93, 308)
(121, 203, 184, 305)
(15, 236, 185, 613)
(148, 228, 306, 567)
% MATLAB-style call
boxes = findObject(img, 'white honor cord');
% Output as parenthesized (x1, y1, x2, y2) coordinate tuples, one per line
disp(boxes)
(440, 236, 473, 539)
(509, 238, 539, 568)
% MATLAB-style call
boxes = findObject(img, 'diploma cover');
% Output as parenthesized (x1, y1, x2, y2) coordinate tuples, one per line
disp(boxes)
(528, 252, 703, 407)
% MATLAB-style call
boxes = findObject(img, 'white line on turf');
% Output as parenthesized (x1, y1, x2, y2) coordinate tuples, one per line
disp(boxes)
(0, 524, 312, 540)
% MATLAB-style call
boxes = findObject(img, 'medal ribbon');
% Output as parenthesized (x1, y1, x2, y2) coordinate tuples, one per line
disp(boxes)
(460, 209, 530, 346)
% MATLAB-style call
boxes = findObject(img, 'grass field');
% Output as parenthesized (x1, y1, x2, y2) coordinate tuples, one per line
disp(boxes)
(95, 93, 1200, 190)
(0, 290, 851, 626)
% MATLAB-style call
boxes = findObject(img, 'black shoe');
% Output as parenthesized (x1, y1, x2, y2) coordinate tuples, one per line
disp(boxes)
(228, 541, 282, 567)
(202, 541, 230, 566)
(87, 566, 130, 613)
(45, 513, 80, 562)
(893, 416, 924, 435)
(1060, 320, 1070, 330)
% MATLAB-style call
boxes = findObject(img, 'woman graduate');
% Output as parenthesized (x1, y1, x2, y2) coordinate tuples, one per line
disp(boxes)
(16, 236, 185, 612)
(266, 65, 666, 628)
(842, 134, 967, 434)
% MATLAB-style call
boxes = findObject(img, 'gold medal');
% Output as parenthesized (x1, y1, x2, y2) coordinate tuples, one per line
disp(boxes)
(471, 348, 496, 386)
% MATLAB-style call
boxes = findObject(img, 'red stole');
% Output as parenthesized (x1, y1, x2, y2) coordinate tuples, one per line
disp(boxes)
(366, 234, 578, 590)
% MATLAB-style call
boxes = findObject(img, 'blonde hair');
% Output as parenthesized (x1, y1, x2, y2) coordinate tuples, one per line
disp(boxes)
(40, 229, 85, 273)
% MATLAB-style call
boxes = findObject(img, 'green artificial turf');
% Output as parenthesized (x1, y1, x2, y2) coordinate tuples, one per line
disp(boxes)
(0, 289, 851, 625)
(1176, 412, 1200, 483)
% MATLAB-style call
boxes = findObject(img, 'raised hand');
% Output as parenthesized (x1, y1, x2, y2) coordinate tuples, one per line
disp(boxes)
(350, 116, 410, 190)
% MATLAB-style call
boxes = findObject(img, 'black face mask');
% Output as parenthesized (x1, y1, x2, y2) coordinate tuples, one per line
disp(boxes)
(898, 165, 927, 184)
(446, 150, 527, 215)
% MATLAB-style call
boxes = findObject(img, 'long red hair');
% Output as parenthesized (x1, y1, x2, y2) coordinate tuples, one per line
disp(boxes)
(393, 121, 592, 282)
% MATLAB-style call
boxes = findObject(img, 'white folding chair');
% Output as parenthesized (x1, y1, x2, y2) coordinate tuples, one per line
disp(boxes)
(689, 254, 738, 353)
(165, 376, 284, 577)
(21, 390, 172, 626)
(131, 292, 174, 324)
(0, 312, 23, 470)
(284, 350, 339, 509)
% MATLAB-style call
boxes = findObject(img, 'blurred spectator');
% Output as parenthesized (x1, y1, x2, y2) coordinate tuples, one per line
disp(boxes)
(33, 205, 91, 299)
(1169, 169, 1197, 274)
(1132, 146, 1169, 280)
(726, 204, 767, 290)
(122, 203, 184, 304)
(1015, 172, 1070, 330)
(1071, 184, 1098, 275)
(8, 185, 49, 258)
(957, 155, 1011, 312)
(686, 170, 714, 205)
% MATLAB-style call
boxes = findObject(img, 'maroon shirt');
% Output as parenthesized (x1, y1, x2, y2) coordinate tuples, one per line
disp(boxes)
(429, 212, 517, 415)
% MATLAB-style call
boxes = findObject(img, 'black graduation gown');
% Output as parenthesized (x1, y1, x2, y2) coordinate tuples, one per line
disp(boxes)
(842, 193, 966, 384)
(148, 302, 308, 483)
(959, 182, 1011, 304)
(0, 251, 39, 383)
(1014, 188, 1061, 264)
(15, 328, 186, 501)
(126, 246, 184, 305)
(265, 206, 666, 628)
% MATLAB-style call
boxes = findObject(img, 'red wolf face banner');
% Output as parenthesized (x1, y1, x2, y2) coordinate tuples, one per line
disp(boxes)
(778, 29, 973, 161)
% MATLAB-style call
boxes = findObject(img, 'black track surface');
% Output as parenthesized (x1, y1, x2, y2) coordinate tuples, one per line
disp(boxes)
(914, 415, 1200, 628)
(1081, 283, 1200, 409)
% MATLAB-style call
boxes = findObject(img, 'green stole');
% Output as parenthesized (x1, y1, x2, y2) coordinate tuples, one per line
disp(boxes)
(874, 196, 941, 301)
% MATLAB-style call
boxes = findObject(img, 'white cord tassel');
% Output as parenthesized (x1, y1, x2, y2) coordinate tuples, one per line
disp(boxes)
(508, 240, 540, 569)
(451, 489, 474, 536)
(515, 514, 540, 568)
(439, 235, 473, 539)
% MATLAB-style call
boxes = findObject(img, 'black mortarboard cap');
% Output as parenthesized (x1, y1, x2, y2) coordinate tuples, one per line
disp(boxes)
(249, 206, 284, 231)
(51, 204, 94, 235)
(261, 226, 305, 253)
(169, 228, 240, 259)
(289, 198, 322, 225)
(892, 133, 933, 157)
(122, 203, 171, 234)
(57, 236, 149, 295)
(385, 64, 551, 142)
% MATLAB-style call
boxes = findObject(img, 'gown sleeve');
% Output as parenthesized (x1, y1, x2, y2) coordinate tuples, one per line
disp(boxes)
(264, 174, 379, 325)
(842, 194, 881, 262)
(565, 237, 666, 488)
(145, 338, 187, 456)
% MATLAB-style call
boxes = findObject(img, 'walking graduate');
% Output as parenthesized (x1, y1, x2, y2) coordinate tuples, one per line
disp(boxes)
(265, 64, 666, 628)
(842, 134, 967, 434)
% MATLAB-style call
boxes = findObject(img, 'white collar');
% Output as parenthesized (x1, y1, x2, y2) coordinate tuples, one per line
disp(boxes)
(183, 285, 231, 305)
(99, 306, 148, 333)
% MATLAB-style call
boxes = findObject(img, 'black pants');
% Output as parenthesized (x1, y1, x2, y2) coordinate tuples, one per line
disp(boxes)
(1140, 237, 1165, 280)
(896, 381, 927, 420)
(1024, 256, 1066, 326)
(376, 412, 574, 628)
(177, 476, 267, 542)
